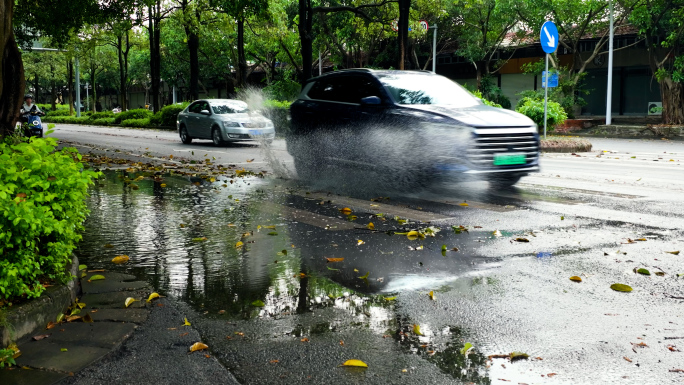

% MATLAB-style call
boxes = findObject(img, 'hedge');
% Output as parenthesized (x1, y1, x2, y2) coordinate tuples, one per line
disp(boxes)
(46, 110, 71, 117)
(121, 118, 152, 128)
(0, 135, 99, 300)
(150, 102, 190, 127)
(113, 109, 153, 124)
(515, 97, 568, 132)
(43, 116, 91, 124)
(90, 118, 116, 126)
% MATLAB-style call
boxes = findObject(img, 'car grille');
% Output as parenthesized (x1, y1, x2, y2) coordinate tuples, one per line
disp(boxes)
(466, 131, 539, 168)
(242, 122, 266, 128)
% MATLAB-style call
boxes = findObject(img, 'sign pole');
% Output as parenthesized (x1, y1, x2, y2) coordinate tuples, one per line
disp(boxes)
(543, 54, 549, 139)
(432, 26, 437, 73)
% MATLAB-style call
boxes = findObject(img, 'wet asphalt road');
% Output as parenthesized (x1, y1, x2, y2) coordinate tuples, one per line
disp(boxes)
(52, 124, 684, 384)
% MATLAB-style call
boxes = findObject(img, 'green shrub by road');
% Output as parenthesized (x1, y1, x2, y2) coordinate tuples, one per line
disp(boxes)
(0, 135, 99, 301)
(113, 109, 153, 124)
(150, 103, 190, 127)
(515, 97, 568, 132)
(121, 118, 152, 128)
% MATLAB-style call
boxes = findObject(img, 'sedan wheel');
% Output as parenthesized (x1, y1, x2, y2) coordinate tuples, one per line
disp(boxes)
(212, 127, 225, 146)
(180, 126, 192, 144)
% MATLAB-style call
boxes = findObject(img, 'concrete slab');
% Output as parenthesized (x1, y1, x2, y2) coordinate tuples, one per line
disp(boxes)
(44, 322, 136, 349)
(80, 291, 149, 309)
(89, 308, 149, 324)
(81, 280, 149, 295)
(14, 341, 110, 373)
(0, 367, 68, 385)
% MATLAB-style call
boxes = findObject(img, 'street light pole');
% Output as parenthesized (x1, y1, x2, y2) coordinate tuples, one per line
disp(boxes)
(86, 83, 89, 112)
(606, 0, 614, 125)
(432, 26, 437, 73)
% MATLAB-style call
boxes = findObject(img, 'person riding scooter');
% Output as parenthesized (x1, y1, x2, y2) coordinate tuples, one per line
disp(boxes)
(19, 94, 45, 137)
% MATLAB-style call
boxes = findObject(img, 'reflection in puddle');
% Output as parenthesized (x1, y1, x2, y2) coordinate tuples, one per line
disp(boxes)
(78, 170, 492, 382)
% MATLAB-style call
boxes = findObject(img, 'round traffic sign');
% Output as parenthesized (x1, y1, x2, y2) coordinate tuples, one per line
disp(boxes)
(540, 21, 559, 54)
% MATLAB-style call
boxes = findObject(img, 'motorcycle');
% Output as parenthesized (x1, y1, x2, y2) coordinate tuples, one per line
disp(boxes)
(18, 107, 46, 138)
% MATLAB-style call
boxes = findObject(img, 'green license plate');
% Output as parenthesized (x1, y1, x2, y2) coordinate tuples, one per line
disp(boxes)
(493, 153, 527, 166)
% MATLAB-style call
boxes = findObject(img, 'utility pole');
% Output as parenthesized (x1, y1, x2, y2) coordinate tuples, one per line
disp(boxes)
(605, 0, 614, 125)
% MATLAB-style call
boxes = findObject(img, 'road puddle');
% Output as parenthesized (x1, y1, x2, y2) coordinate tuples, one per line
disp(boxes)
(76, 170, 512, 382)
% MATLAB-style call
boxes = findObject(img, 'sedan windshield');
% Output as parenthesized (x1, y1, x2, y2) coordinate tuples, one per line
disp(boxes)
(377, 73, 480, 107)
(211, 103, 249, 114)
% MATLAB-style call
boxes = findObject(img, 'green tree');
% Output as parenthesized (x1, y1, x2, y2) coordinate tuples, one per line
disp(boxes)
(628, 0, 684, 124)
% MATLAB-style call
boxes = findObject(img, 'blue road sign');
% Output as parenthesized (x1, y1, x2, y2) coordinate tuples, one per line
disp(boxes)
(540, 21, 559, 54)
(542, 71, 558, 88)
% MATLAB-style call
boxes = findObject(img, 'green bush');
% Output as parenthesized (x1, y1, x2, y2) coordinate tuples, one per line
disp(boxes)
(469, 90, 502, 108)
(150, 103, 189, 127)
(43, 116, 91, 124)
(515, 97, 568, 131)
(37, 104, 68, 112)
(46, 110, 71, 117)
(113, 109, 153, 124)
(0, 135, 99, 300)
(88, 111, 114, 120)
(121, 118, 152, 128)
(90, 118, 116, 126)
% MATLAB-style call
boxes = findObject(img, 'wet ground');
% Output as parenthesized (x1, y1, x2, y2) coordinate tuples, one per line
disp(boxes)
(71, 164, 684, 384)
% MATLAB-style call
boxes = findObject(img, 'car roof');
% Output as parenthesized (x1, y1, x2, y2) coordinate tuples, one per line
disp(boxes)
(307, 69, 435, 83)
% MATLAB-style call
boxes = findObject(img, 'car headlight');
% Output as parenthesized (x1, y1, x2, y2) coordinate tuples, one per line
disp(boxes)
(420, 122, 473, 143)
(224, 121, 240, 128)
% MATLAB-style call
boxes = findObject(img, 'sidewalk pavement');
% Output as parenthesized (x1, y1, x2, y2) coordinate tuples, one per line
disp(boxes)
(0, 271, 238, 385)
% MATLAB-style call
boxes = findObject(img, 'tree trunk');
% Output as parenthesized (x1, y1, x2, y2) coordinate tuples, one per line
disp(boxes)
(117, 35, 127, 110)
(90, 67, 96, 112)
(149, 2, 162, 112)
(660, 78, 684, 125)
(0, 0, 24, 137)
(67, 61, 74, 115)
(237, 16, 247, 88)
(397, 0, 410, 70)
(51, 80, 56, 110)
(187, 30, 199, 100)
(34, 73, 41, 104)
(298, 0, 313, 86)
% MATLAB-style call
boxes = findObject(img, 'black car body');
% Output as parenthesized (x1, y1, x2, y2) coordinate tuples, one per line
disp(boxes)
(288, 69, 540, 187)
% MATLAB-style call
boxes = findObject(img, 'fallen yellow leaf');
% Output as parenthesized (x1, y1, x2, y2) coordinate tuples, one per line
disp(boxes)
(665, 251, 680, 255)
(235, 241, 244, 249)
(413, 324, 424, 336)
(147, 292, 160, 303)
(111, 255, 130, 264)
(189, 342, 208, 352)
(340, 359, 368, 368)
(459, 202, 469, 206)
(367, 223, 375, 230)
(326, 257, 344, 262)
(358, 271, 370, 279)
(357, 239, 365, 246)
(183, 317, 191, 326)
(340, 207, 353, 215)
(428, 291, 435, 300)
(569, 276, 582, 282)
(125, 297, 137, 308)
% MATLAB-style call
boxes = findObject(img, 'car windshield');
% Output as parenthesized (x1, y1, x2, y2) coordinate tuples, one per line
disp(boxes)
(211, 103, 249, 114)
(377, 73, 480, 107)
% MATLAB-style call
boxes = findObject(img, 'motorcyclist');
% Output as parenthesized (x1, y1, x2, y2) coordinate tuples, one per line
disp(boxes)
(20, 94, 44, 117)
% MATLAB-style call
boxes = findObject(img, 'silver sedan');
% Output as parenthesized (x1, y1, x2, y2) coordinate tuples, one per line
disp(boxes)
(176, 99, 276, 146)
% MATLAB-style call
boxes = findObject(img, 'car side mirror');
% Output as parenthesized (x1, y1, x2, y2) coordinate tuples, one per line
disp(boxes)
(360, 96, 382, 106)
(200, 110, 211, 115)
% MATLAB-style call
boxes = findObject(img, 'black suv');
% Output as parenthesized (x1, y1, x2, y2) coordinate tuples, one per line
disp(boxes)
(288, 69, 539, 187)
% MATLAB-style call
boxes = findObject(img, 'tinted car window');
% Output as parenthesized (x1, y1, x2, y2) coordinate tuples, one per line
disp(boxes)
(199, 102, 210, 113)
(377, 73, 479, 107)
(308, 76, 382, 104)
(188, 102, 202, 113)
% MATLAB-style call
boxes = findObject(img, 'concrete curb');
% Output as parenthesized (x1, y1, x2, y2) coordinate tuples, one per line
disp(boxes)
(1, 257, 80, 347)
(540, 138, 593, 153)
